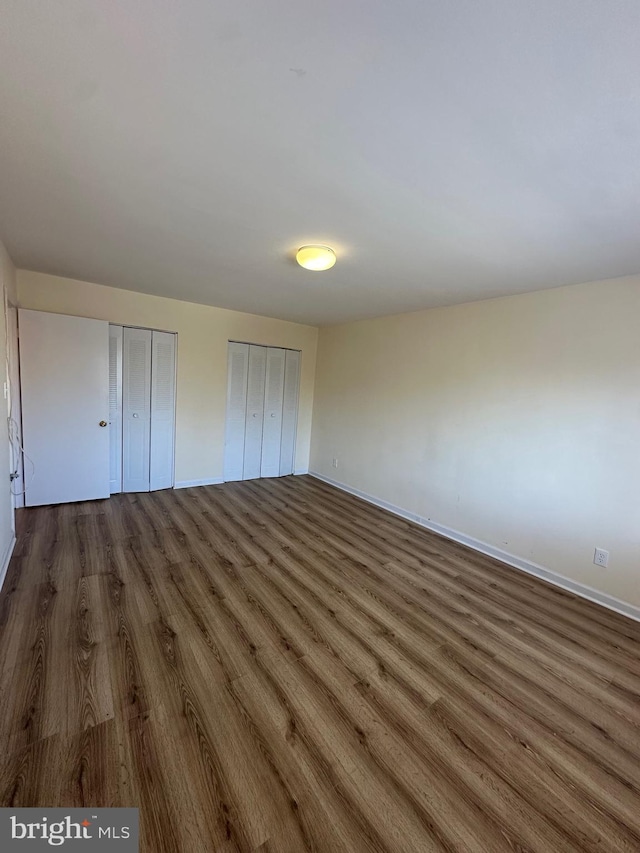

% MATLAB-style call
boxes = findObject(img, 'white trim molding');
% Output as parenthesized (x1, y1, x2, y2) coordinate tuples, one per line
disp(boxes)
(0, 534, 16, 594)
(176, 471, 309, 490)
(309, 471, 640, 625)
(174, 477, 224, 489)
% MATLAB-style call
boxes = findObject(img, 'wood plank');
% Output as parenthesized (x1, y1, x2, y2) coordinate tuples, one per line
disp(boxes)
(0, 475, 638, 852)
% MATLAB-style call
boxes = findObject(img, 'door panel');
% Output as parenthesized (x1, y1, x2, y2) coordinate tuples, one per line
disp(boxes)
(109, 325, 123, 493)
(150, 331, 176, 491)
(122, 327, 152, 492)
(19, 309, 110, 506)
(260, 347, 285, 478)
(279, 350, 300, 476)
(243, 345, 266, 480)
(7, 305, 23, 510)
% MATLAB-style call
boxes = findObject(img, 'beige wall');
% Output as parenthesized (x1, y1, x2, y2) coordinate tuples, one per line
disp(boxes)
(0, 240, 17, 581)
(18, 271, 318, 486)
(15, 267, 640, 611)
(310, 276, 640, 610)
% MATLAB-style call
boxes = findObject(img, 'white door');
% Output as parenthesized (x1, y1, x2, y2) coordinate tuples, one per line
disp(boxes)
(122, 326, 152, 492)
(223, 342, 300, 483)
(243, 344, 266, 480)
(19, 309, 110, 507)
(150, 330, 176, 491)
(109, 325, 123, 493)
(279, 349, 300, 476)
(260, 347, 285, 478)
(7, 305, 24, 510)
(223, 342, 249, 482)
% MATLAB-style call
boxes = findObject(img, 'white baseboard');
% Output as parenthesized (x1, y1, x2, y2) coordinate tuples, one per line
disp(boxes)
(309, 471, 640, 624)
(294, 468, 309, 475)
(0, 533, 16, 594)
(176, 472, 309, 489)
(174, 477, 224, 489)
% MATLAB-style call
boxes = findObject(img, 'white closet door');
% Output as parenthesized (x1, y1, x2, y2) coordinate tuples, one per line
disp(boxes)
(279, 349, 300, 476)
(19, 309, 110, 506)
(224, 342, 249, 481)
(123, 326, 152, 492)
(260, 347, 285, 478)
(243, 344, 267, 480)
(150, 331, 176, 491)
(109, 325, 123, 493)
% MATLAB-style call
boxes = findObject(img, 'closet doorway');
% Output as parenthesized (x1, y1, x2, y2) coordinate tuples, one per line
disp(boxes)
(224, 342, 300, 482)
(109, 325, 177, 493)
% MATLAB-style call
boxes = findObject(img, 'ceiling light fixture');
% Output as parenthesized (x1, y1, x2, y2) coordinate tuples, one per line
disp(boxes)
(296, 245, 337, 271)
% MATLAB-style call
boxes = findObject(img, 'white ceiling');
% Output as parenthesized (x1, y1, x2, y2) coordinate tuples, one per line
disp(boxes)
(1, 1, 640, 326)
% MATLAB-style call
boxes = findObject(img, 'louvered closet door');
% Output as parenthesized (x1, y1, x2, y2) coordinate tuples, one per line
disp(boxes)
(123, 327, 152, 492)
(224, 342, 249, 481)
(150, 331, 176, 491)
(279, 349, 300, 476)
(109, 325, 123, 493)
(260, 347, 285, 478)
(243, 345, 267, 480)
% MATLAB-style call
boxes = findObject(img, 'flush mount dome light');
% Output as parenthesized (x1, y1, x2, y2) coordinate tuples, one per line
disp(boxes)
(296, 245, 337, 271)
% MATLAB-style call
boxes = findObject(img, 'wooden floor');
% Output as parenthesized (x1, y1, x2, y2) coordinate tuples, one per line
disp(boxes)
(0, 476, 639, 852)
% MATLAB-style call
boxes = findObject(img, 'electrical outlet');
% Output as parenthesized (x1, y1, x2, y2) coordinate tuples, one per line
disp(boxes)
(593, 548, 609, 568)
(332, 458, 338, 469)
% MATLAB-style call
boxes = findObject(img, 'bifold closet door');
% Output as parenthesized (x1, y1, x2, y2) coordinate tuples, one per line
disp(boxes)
(114, 326, 176, 493)
(122, 326, 152, 492)
(223, 342, 249, 481)
(260, 347, 286, 478)
(243, 345, 267, 480)
(150, 330, 176, 491)
(279, 349, 300, 476)
(224, 342, 300, 482)
(109, 325, 123, 494)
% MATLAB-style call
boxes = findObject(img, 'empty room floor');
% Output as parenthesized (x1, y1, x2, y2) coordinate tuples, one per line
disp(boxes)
(0, 475, 639, 852)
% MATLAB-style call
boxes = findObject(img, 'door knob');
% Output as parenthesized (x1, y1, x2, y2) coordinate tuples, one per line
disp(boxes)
(99, 420, 107, 427)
